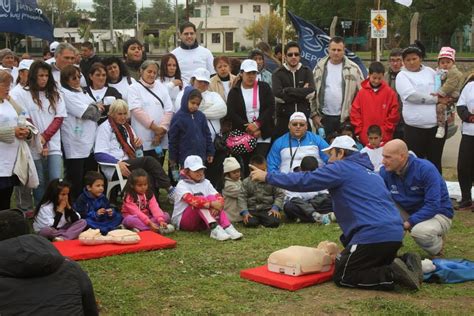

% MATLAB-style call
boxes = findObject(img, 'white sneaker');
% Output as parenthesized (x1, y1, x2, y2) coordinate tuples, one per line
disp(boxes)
(328, 212, 337, 222)
(158, 224, 175, 234)
(210, 225, 231, 241)
(435, 126, 445, 139)
(224, 225, 243, 240)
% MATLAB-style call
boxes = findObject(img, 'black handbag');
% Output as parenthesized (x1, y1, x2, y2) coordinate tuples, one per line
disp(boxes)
(208, 120, 228, 152)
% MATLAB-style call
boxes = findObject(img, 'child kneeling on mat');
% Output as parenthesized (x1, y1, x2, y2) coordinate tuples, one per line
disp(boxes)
(74, 171, 123, 235)
(171, 155, 243, 241)
(121, 169, 174, 234)
(33, 179, 87, 241)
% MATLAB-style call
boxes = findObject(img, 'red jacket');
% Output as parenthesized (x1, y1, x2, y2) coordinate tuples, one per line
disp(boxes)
(350, 78, 399, 146)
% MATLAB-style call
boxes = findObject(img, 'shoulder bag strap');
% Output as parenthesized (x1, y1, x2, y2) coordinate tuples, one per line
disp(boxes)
(138, 81, 164, 109)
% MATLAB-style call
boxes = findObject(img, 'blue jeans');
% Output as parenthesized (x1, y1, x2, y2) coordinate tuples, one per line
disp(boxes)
(33, 154, 63, 204)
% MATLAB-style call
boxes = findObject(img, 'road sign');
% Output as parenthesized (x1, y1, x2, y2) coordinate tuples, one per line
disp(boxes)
(371, 10, 387, 38)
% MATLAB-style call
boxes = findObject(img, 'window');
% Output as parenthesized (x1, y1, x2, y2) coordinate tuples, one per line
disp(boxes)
(212, 33, 220, 44)
(221, 5, 229, 16)
(194, 8, 201, 17)
(240, 4, 243, 14)
(253, 5, 261, 13)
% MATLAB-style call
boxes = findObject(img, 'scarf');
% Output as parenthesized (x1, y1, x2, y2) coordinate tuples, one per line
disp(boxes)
(218, 74, 230, 82)
(139, 78, 155, 89)
(108, 116, 137, 159)
(180, 40, 199, 50)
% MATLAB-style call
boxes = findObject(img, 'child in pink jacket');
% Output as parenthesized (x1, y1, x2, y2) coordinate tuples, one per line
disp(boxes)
(121, 169, 174, 234)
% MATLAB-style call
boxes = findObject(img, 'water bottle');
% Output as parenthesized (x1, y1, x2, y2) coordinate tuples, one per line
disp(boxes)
(154, 145, 163, 158)
(434, 73, 442, 92)
(317, 127, 326, 140)
(17, 111, 27, 127)
(135, 146, 144, 158)
(171, 166, 180, 182)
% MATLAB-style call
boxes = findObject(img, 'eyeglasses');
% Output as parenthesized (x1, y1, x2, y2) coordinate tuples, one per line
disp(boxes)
(291, 122, 306, 127)
(287, 52, 300, 57)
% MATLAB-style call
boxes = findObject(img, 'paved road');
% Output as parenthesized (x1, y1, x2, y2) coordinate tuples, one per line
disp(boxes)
(442, 116, 462, 169)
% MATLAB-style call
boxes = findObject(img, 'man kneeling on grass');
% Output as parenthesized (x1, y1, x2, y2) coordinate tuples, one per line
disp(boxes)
(250, 135, 423, 291)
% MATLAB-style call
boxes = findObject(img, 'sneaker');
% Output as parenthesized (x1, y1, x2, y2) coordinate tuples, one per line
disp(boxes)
(401, 252, 423, 283)
(167, 186, 177, 204)
(158, 224, 175, 235)
(224, 225, 243, 240)
(328, 212, 337, 222)
(210, 225, 231, 241)
(390, 258, 421, 290)
(435, 126, 445, 139)
(312, 212, 322, 223)
(455, 200, 473, 211)
(53, 237, 64, 242)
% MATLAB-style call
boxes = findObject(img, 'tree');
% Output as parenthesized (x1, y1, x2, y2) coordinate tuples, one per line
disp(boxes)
(244, 12, 295, 46)
(140, 0, 174, 25)
(37, 0, 80, 27)
(93, 0, 137, 29)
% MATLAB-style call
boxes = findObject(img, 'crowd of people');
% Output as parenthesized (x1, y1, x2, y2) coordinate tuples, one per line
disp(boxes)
(1, 20, 473, 304)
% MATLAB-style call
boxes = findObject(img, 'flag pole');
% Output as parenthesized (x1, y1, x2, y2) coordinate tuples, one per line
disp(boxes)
(282, 0, 286, 59)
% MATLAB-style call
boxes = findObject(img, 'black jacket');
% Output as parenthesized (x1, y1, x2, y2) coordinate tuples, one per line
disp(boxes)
(0, 235, 98, 316)
(272, 64, 315, 118)
(226, 80, 275, 139)
(80, 55, 102, 78)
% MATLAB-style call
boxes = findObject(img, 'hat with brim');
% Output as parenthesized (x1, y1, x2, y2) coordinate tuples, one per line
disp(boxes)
(322, 135, 359, 152)
(289, 112, 307, 122)
(192, 68, 211, 83)
(184, 155, 207, 171)
(240, 59, 258, 73)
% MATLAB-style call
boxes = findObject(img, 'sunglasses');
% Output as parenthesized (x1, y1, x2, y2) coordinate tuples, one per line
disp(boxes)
(287, 52, 300, 57)
(70, 75, 81, 80)
(291, 122, 306, 127)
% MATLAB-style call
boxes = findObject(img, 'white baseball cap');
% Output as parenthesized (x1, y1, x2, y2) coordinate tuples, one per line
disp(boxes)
(240, 59, 258, 73)
(184, 155, 207, 171)
(322, 135, 359, 152)
(192, 68, 211, 83)
(49, 41, 60, 53)
(289, 112, 307, 122)
(18, 59, 34, 71)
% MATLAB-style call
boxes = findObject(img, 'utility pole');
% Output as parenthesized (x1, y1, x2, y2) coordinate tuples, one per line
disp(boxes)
(109, 0, 114, 53)
(204, 0, 208, 47)
(175, 0, 179, 47)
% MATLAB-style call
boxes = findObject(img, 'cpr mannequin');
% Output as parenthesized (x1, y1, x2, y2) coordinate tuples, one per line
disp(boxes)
(79, 229, 141, 245)
(267, 241, 339, 276)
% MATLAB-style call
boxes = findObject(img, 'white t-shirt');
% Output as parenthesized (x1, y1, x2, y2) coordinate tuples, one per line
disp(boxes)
(127, 81, 174, 151)
(200, 90, 227, 141)
(221, 80, 231, 99)
(457, 81, 474, 136)
(171, 178, 218, 229)
(89, 87, 107, 102)
(322, 62, 343, 116)
(171, 46, 215, 85)
(361, 146, 384, 172)
(108, 76, 135, 103)
(0, 99, 21, 177)
(162, 77, 182, 106)
(241, 86, 270, 143)
(396, 66, 437, 128)
(10, 88, 67, 160)
(33, 202, 80, 232)
(60, 88, 97, 159)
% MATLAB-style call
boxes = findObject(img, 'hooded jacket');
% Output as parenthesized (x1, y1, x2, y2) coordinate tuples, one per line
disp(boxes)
(266, 152, 403, 246)
(168, 86, 215, 165)
(350, 78, 400, 145)
(0, 234, 98, 315)
(379, 155, 454, 226)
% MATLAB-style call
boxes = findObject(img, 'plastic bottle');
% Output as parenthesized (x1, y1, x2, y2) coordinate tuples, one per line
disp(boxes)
(434, 73, 442, 92)
(154, 145, 163, 158)
(135, 146, 144, 158)
(171, 166, 180, 182)
(17, 111, 27, 127)
(317, 127, 326, 140)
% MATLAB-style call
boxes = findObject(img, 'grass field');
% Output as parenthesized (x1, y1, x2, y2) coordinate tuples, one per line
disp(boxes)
(79, 190, 474, 315)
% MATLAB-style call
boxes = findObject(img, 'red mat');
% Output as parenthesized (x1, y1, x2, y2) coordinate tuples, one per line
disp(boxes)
(53, 231, 177, 260)
(240, 265, 334, 291)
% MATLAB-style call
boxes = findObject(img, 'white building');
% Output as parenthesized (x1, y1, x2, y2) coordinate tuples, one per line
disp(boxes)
(190, 0, 270, 53)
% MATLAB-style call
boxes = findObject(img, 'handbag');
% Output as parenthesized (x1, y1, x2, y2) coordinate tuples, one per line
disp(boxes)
(208, 120, 228, 152)
(226, 130, 257, 155)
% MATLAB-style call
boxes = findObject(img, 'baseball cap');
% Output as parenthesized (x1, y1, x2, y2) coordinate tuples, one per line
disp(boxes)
(192, 68, 211, 83)
(240, 59, 258, 73)
(289, 112, 307, 122)
(49, 41, 60, 53)
(18, 59, 34, 71)
(184, 155, 207, 171)
(322, 135, 359, 152)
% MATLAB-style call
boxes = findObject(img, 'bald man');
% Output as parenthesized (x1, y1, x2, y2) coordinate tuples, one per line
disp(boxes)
(380, 139, 453, 256)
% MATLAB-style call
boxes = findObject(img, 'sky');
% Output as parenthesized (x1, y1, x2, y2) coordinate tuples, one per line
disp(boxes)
(75, 0, 185, 11)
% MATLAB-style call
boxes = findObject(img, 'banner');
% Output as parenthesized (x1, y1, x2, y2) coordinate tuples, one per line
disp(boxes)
(0, 0, 54, 42)
(287, 11, 367, 78)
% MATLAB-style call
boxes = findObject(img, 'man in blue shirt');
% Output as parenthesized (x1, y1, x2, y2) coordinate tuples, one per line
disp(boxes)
(250, 136, 422, 291)
(380, 139, 454, 257)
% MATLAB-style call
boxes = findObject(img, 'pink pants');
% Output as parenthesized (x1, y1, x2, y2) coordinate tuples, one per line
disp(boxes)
(179, 206, 231, 231)
(39, 219, 87, 240)
(123, 212, 171, 231)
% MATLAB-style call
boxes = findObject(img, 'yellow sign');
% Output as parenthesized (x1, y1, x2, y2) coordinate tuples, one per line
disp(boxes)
(371, 10, 387, 38)
(372, 14, 386, 30)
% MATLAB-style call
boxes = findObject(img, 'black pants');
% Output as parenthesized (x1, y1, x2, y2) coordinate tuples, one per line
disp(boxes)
(321, 115, 342, 137)
(333, 241, 402, 291)
(119, 156, 171, 191)
(404, 124, 446, 174)
(244, 209, 280, 228)
(284, 195, 333, 222)
(64, 154, 98, 201)
(457, 134, 474, 202)
(0, 185, 14, 210)
(206, 149, 227, 192)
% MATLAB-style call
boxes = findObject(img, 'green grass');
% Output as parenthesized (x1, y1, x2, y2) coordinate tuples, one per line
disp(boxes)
(79, 202, 474, 315)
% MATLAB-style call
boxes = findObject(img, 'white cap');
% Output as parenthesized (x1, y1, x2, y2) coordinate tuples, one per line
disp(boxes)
(49, 41, 60, 53)
(184, 155, 207, 171)
(192, 68, 211, 83)
(289, 111, 307, 122)
(223, 157, 241, 173)
(240, 59, 258, 73)
(18, 59, 34, 71)
(322, 135, 359, 152)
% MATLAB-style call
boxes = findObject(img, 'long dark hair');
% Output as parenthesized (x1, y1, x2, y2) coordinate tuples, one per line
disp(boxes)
(27, 61, 59, 113)
(102, 56, 131, 83)
(159, 53, 181, 82)
(122, 169, 154, 203)
(34, 179, 72, 218)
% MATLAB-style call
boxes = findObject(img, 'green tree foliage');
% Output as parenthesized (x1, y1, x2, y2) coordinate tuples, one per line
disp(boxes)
(140, 0, 174, 24)
(244, 12, 295, 46)
(93, 0, 137, 29)
(37, 0, 79, 27)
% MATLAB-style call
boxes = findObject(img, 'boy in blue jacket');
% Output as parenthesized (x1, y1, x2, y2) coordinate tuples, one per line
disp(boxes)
(168, 86, 215, 169)
(250, 135, 423, 291)
(74, 171, 123, 235)
(380, 139, 453, 257)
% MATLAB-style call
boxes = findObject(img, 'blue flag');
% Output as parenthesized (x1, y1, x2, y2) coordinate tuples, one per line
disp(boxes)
(0, 0, 54, 42)
(288, 11, 367, 77)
